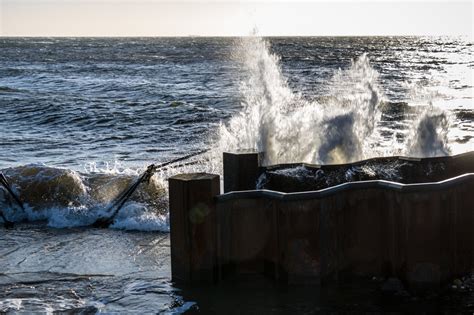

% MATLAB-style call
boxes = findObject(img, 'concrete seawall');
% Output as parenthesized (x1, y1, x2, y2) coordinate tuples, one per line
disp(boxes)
(169, 151, 474, 288)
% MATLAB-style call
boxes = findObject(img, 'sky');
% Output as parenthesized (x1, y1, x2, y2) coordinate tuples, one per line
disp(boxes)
(0, 0, 472, 37)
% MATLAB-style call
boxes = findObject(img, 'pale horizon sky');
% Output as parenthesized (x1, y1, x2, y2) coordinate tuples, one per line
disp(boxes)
(0, 0, 472, 37)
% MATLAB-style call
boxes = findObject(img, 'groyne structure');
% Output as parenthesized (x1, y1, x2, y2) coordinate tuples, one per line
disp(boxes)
(169, 151, 474, 288)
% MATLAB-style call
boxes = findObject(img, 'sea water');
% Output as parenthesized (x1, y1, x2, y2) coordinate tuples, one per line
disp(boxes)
(0, 36, 473, 312)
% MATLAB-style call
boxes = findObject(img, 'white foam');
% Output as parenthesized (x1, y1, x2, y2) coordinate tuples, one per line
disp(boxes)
(83, 160, 142, 176)
(0, 299, 23, 312)
(110, 202, 170, 232)
(406, 105, 452, 158)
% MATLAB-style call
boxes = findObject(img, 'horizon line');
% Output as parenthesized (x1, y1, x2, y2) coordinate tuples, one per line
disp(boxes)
(0, 34, 470, 38)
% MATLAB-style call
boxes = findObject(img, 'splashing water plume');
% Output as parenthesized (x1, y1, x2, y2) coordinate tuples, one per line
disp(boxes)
(217, 37, 389, 165)
(406, 106, 452, 158)
(217, 36, 451, 165)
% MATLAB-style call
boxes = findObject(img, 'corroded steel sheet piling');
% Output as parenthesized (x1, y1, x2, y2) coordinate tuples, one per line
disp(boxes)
(217, 198, 277, 280)
(318, 178, 474, 288)
(223, 151, 262, 193)
(169, 151, 474, 287)
(277, 200, 321, 284)
(169, 173, 220, 282)
(320, 188, 387, 284)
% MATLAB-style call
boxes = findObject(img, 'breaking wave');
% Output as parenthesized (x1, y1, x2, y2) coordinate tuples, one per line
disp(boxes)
(0, 165, 169, 231)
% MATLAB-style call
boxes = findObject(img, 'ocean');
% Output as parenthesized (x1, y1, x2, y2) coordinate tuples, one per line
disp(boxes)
(0, 36, 473, 312)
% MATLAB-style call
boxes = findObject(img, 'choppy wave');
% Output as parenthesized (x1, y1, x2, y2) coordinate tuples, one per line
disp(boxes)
(0, 86, 22, 93)
(0, 165, 169, 231)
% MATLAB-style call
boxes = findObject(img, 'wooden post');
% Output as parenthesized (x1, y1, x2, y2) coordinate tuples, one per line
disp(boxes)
(223, 151, 262, 193)
(169, 173, 220, 283)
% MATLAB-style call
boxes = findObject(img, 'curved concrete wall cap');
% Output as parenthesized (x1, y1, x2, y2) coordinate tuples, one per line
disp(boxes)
(216, 173, 474, 202)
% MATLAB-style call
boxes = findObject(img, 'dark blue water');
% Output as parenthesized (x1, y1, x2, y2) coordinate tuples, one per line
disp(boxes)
(1, 37, 472, 170)
(0, 37, 473, 312)
(0, 38, 239, 169)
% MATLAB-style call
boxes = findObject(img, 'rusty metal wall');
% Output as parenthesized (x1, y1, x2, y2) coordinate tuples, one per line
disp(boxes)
(215, 174, 474, 286)
(169, 152, 473, 286)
